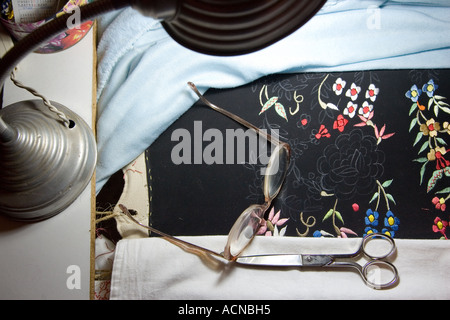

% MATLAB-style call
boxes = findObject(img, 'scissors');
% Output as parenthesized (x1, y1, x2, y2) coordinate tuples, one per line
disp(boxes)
(235, 233, 399, 289)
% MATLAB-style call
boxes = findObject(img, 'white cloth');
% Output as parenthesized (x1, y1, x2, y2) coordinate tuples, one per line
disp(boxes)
(110, 236, 450, 299)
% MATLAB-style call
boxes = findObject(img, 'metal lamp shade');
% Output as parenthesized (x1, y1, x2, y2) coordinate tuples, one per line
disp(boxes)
(0, 100, 96, 221)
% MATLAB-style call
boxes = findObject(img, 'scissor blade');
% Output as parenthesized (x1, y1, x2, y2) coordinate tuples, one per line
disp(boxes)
(235, 254, 303, 267)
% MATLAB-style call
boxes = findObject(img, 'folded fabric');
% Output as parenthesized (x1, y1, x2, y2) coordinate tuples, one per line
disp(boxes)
(110, 236, 450, 299)
(95, 0, 450, 193)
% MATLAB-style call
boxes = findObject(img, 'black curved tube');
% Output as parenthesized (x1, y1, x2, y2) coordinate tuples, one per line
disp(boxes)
(0, 0, 131, 87)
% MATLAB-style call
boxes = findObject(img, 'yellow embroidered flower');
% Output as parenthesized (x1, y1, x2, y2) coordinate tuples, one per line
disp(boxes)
(420, 119, 440, 137)
(427, 146, 447, 161)
(443, 122, 450, 135)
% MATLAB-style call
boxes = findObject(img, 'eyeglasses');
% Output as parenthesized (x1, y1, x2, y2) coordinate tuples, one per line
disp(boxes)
(120, 82, 291, 261)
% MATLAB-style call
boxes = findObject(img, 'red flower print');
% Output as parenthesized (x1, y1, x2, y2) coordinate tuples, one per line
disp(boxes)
(333, 114, 348, 132)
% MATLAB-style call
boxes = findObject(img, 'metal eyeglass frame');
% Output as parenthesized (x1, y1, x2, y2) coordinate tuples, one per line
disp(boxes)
(120, 82, 291, 261)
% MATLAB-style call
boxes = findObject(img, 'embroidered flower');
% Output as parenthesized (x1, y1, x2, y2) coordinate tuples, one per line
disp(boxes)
(420, 119, 440, 137)
(314, 124, 331, 139)
(313, 230, 323, 237)
(405, 85, 422, 102)
(339, 227, 357, 238)
(432, 217, 448, 238)
(432, 197, 447, 211)
(333, 78, 346, 95)
(257, 207, 288, 236)
(422, 79, 438, 98)
(317, 130, 384, 199)
(365, 209, 379, 226)
(359, 101, 374, 118)
(384, 211, 400, 231)
(427, 147, 450, 170)
(443, 122, 450, 135)
(382, 228, 395, 238)
(364, 226, 378, 237)
(333, 114, 349, 132)
(343, 101, 358, 118)
(297, 114, 311, 129)
(365, 84, 379, 102)
(346, 83, 361, 101)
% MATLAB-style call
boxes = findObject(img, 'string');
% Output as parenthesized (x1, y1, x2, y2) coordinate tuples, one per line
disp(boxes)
(9, 67, 71, 128)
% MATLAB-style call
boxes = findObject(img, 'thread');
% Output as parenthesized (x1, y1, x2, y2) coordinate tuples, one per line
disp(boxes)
(9, 68, 72, 128)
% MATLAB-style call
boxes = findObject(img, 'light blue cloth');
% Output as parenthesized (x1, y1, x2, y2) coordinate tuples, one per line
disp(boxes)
(95, 0, 450, 193)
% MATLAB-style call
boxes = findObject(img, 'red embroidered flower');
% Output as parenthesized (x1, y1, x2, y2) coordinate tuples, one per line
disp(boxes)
(315, 125, 331, 139)
(333, 114, 348, 132)
(432, 217, 448, 239)
(432, 197, 447, 211)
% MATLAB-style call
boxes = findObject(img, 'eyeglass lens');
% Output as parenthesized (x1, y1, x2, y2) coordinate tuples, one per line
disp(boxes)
(264, 144, 290, 202)
(224, 144, 290, 260)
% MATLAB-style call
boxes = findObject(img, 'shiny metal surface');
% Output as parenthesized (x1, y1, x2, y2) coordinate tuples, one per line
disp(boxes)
(0, 99, 96, 221)
(236, 254, 303, 267)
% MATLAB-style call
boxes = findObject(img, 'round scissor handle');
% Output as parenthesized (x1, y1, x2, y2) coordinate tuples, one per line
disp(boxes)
(361, 233, 396, 260)
(362, 259, 399, 289)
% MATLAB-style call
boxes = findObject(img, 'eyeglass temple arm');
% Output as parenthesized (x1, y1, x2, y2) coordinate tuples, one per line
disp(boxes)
(119, 204, 224, 259)
(188, 82, 283, 146)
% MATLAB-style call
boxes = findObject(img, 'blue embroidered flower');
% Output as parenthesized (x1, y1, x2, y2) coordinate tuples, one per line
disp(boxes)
(364, 227, 378, 237)
(382, 228, 395, 238)
(313, 230, 323, 237)
(422, 79, 438, 98)
(365, 209, 379, 226)
(405, 85, 422, 102)
(384, 210, 400, 231)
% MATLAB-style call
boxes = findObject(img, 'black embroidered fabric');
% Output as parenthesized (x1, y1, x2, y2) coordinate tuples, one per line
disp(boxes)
(146, 70, 450, 240)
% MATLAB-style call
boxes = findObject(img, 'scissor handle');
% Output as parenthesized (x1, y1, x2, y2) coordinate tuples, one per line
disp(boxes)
(360, 259, 399, 289)
(327, 233, 398, 289)
(360, 233, 396, 260)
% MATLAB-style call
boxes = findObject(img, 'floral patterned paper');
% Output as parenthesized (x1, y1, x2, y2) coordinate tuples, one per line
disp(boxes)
(0, 0, 93, 53)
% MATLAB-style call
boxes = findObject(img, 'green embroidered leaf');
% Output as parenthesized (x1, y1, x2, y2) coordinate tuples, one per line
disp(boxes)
(386, 193, 396, 205)
(427, 169, 444, 193)
(259, 97, 278, 115)
(439, 106, 450, 114)
(419, 161, 428, 185)
(409, 103, 417, 116)
(322, 209, 334, 222)
(335, 211, 344, 224)
(409, 117, 418, 132)
(434, 95, 445, 100)
(413, 157, 428, 163)
(428, 98, 433, 109)
(436, 137, 447, 146)
(438, 100, 449, 107)
(413, 132, 423, 147)
(275, 102, 288, 121)
(436, 187, 450, 194)
(369, 192, 379, 203)
(445, 167, 450, 177)
(418, 141, 429, 155)
(382, 180, 393, 188)
(434, 103, 439, 117)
